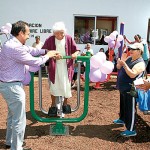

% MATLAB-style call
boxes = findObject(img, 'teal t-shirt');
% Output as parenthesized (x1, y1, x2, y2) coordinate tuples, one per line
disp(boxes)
(142, 43, 149, 60)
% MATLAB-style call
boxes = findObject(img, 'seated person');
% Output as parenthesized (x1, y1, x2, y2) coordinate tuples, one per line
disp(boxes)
(71, 60, 78, 88)
(81, 43, 94, 74)
(32, 35, 44, 49)
(81, 43, 94, 56)
(99, 35, 108, 45)
(105, 48, 117, 72)
(99, 48, 104, 52)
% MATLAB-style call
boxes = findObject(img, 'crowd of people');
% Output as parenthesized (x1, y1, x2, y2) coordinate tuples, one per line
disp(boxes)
(0, 20, 150, 150)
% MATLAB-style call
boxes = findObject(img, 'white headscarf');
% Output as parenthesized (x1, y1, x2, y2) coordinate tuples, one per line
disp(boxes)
(52, 21, 67, 33)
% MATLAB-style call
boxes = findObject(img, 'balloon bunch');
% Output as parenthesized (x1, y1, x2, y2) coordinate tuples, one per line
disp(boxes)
(104, 31, 124, 49)
(0, 23, 12, 34)
(87, 52, 114, 82)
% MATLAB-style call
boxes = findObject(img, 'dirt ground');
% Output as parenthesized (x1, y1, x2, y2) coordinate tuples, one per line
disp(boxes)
(0, 76, 150, 150)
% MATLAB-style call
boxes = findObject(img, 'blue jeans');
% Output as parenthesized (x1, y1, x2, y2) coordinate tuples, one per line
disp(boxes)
(0, 81, 26, 150)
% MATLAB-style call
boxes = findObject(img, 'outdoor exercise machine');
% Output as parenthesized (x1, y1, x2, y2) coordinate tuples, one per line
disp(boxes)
(38, 59, 84, 118)
(29, 52, 91, 135)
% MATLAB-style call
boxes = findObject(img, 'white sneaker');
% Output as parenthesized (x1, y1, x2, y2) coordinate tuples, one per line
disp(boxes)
(143, 111, 150, 115)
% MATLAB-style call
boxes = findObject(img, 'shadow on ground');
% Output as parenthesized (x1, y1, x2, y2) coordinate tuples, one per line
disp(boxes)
(70, 114, 150, 143)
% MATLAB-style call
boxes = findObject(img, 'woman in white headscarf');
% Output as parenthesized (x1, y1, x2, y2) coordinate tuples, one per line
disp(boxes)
(42, 22, 80, 117)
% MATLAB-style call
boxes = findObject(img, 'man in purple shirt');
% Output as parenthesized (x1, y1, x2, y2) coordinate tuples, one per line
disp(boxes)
(0, 21, 59, 150)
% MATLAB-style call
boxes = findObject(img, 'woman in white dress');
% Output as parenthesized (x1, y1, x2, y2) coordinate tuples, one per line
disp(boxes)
(42, 22, 80, 117)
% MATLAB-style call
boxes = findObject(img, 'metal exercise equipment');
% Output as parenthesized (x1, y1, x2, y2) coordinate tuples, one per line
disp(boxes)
(30, 52, 91, 135)
(38, 60, 83, 118)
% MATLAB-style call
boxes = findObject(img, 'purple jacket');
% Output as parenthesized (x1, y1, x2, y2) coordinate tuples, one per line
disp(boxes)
(42, 35, 79, 84)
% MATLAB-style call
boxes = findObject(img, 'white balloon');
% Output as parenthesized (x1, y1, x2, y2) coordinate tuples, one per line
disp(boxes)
(115, 41, 121, 48)
(4, 26, 11, 33)
(90, 55, 104, 69)
(100, 61, 114, 74)
(89, 68, 102, 82)
(96, 52, 106, 63)
(112, 31, 118, 36)
(1, 28, 9, 34)
(1, 26, 6, 30)
(117, 35, 124, 41)
(5, 23, 12, 28)
(109, 33, 116, 40)
(108, 40, 115, 48)
(99, 72, 107, 82)
(1, 25, 11, 34)
(104, 36, 111, 43)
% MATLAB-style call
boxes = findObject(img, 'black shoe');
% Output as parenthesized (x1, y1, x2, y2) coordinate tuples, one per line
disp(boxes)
(143, 110, 150, 115)
(5, 142, 26, 149)
(5, 145, 10, 149)
(63, 104, 71, 114)
(48, 106, 57, 117)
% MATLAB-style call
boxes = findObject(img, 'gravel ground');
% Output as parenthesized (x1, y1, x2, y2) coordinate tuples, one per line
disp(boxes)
(0, 77, 149, 150)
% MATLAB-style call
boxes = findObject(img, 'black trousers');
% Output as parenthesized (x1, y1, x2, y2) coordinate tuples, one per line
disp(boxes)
(119, 91, 137, 131)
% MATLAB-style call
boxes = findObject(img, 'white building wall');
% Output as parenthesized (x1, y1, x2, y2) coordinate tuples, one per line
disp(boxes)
(0, 0, 150, 53)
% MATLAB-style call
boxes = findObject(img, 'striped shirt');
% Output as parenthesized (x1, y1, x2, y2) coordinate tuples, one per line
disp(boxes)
(0, 36, 49, 82)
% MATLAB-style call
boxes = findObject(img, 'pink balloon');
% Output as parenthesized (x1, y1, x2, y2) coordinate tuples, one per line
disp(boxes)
(1, 28, 9, 34)
(99, 73, 107, 82)
(115, 41, 121, 48)
(5, 23, 12, 28)
(108, 41, 115, 48)
(117, 35, 124, 41)
(5, 23, 12, 33)
(1, 26, 6, 30)
(90, 55, 103, 69)
(112, 31, 119, 35)
(22, 71, 31, 85)
(100, 61, 114, 74)
(109, 33, 116, 40)
(96, 52, 106, 64)
(104, 36, 111, 43)
(89, 68, 102, 82)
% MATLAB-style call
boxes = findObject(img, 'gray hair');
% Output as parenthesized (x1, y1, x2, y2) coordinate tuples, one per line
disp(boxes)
(52, 22, 67, 33)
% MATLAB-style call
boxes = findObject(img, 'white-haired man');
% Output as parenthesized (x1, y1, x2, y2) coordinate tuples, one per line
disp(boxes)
(42, 22, 80, 117)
